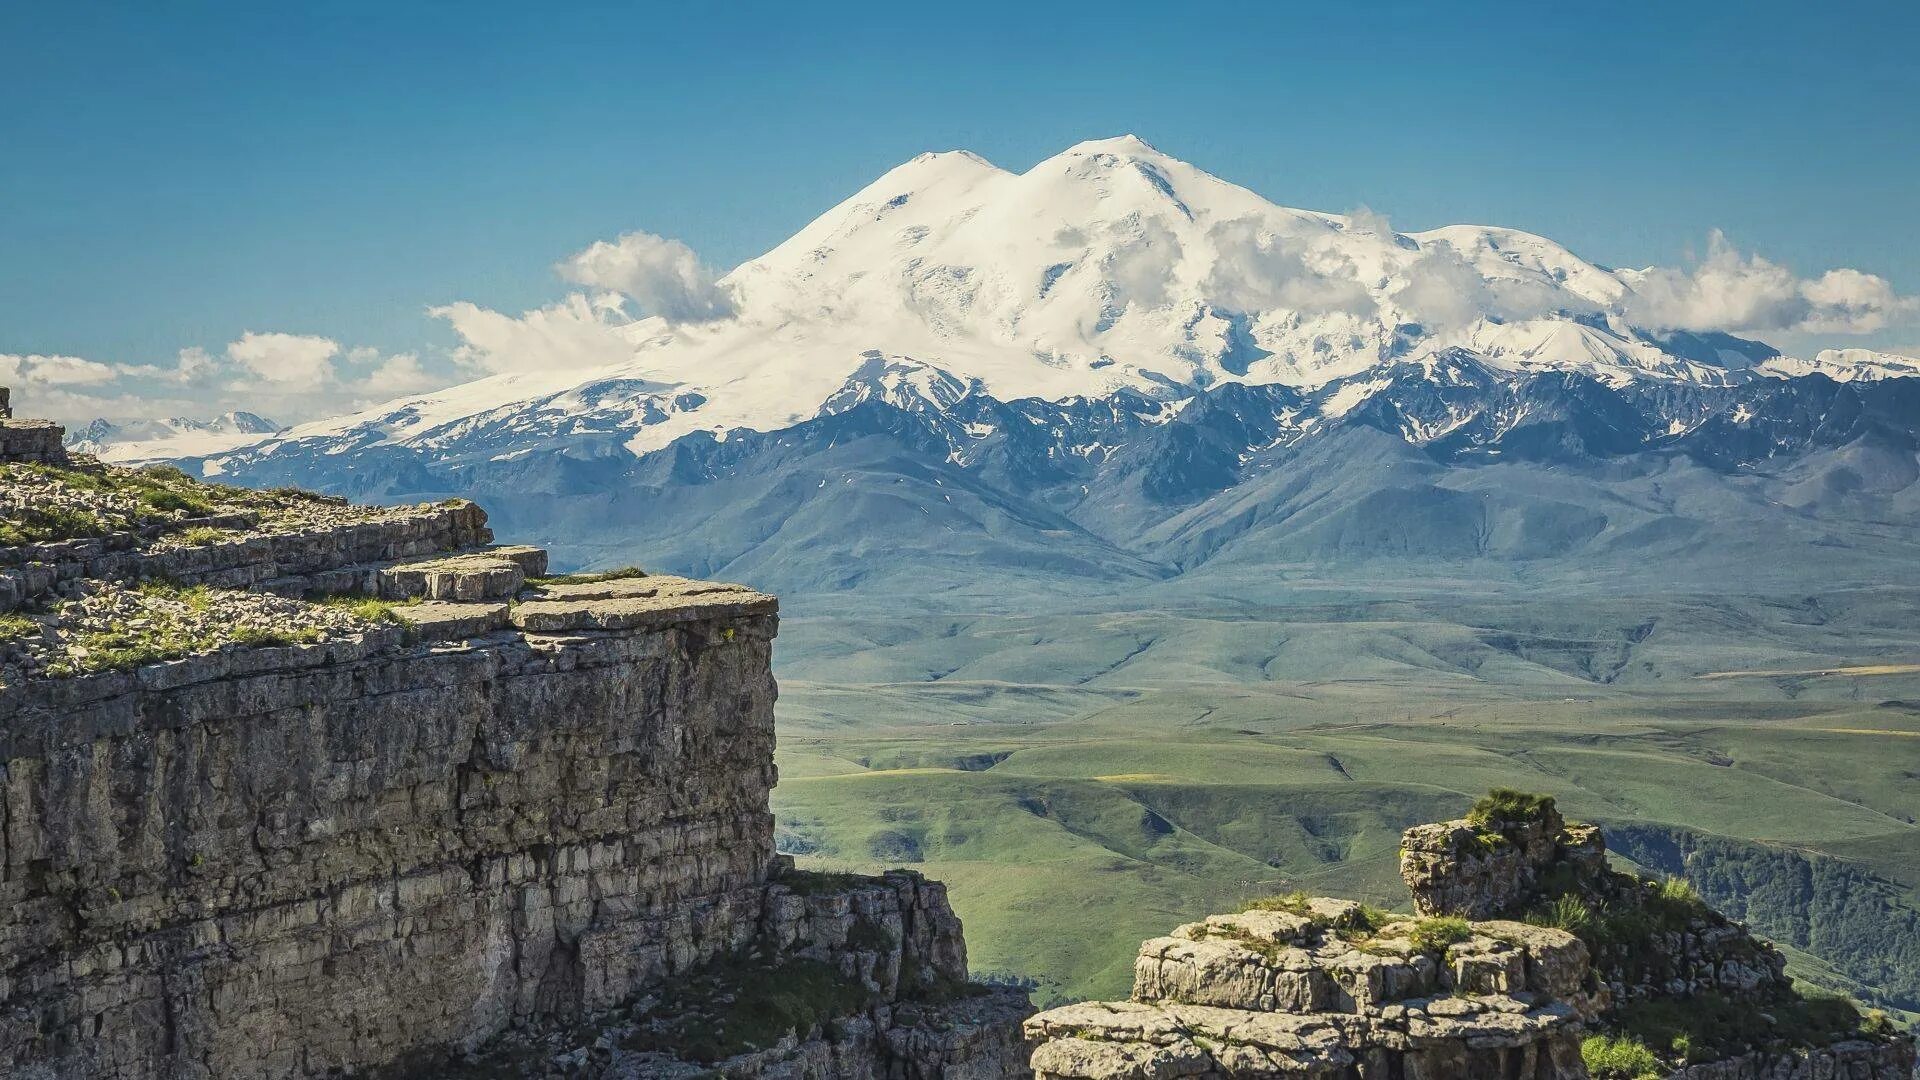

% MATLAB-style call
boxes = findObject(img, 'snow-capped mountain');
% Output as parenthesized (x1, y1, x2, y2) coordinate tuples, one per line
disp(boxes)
(71, 411, 278, 458)
(102, 137, 1920, 597)
(99, 134, 1909, 469)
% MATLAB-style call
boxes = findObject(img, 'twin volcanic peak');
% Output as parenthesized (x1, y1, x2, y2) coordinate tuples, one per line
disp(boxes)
(85, 135, 1920, 473)
(0, 390, 1032, 1078)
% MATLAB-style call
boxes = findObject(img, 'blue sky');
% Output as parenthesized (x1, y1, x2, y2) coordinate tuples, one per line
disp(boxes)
(4, 0, 1917, 421)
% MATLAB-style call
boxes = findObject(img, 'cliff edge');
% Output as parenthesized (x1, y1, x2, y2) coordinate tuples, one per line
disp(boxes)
(0, 391, 1032, 1079)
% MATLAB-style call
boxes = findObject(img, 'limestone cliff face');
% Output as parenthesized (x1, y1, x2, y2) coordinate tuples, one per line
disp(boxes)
(0, 392, 1031, 1079)
(3, 592, 779, 1076)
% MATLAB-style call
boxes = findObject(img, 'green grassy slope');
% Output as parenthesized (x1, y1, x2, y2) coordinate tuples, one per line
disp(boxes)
(768, 587, 1920, 1008)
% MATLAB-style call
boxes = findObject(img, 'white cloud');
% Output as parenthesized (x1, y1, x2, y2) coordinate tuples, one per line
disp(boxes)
(429, 293, 637, 375)
(1623, 231, 1914, 335)
(1201, 218, 1375, 316)
(1106, 219, 1183, 309)
(356, 351, 439, 399)
(0, 353, 119, 387)
(224, 331, 342, 390)
(2, 333, 462, 429)
(1392, 248, 1577, 330)
(555, 230, 735, 322)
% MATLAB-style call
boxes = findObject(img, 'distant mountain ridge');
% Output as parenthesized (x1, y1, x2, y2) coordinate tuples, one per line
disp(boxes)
(87, 137, 1920, 597)
(69, 411, 278, 458)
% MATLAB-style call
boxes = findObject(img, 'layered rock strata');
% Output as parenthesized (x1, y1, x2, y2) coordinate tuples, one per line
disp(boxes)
(1025, 899, 1592, 1079)
(0, 392, 1029, 1079)
(1400, 799, 1913, 1079)
(1, 566, 782, 1077)
(0, 418, 66, 465)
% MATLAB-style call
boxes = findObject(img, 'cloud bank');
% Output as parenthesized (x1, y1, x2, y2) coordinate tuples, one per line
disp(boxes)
(429, 293, 638, 376)
(3, 335, 438, 427)
(1622, 231, 1913, 335)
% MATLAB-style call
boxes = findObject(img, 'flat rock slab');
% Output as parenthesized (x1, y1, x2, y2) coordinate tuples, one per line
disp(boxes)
(394, 601, 510, 640)
(522, 575, 664, 602)
(380, 546, 549, 601)
(512, 579, 776, 633)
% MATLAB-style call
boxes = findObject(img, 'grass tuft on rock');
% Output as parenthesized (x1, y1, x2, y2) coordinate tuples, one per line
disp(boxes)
(1581, 1033, 1662, 1079)
(1407, 916, 1473, 953)
(167, 525, 235, 546)
(1466, 788, 1557, 829)
(316, 595, 421, 624)
(1244, 890, 1315, 917)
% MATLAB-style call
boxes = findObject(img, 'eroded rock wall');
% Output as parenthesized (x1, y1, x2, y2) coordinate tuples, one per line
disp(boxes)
(0, 602, 780, 1078)
(494, 869, 1035, 1079)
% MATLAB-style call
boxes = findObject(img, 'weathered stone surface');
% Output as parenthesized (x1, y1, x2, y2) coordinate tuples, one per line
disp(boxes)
(512, 576, 778, 633)
(1659, 1040, 1916, 1079)
(1032, 795, 1920, 1079)
(447, 868, 1036, 1079)
(392, 599, 511, 640)
(1399, 808, 1604, 921)
(0, 603, 783, 1078)
(378, 545, 547, 601)
(1031, 903, 1588, 1080)
(0, 418, 66, 464)
(0, 498, 493, 611)
(1399, 809, 1794, 1008)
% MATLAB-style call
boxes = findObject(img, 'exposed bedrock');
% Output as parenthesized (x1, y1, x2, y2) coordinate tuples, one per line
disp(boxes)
(0, 391, 1031, 1080)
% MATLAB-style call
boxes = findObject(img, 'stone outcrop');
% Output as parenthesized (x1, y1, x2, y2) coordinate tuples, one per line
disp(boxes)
(1658, 1042, 1916, 1080)
(1399, 805, 1607, 922)
(1400, 796, 1793, 1006)
(0, 393, 1030, 1079)
(0, 389, 65, 465)
(1025, 898, 1592, 1079)
(0, 419, 65, 465)
(1027, 794, 1916, 1080)
(465, 868, 1033, 1078)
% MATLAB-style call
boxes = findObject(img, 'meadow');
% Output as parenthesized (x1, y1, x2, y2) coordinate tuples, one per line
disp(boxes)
(765, 584, 1920, 1015)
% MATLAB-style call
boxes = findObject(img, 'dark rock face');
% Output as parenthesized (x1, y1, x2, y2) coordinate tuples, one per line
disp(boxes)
(0, 388, 63, 462)
(0, 419, 65, 464)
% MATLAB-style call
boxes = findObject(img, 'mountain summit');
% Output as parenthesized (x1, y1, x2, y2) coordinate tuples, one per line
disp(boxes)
(94, 139, 1920, 600)
(104, 136, 1913, 469)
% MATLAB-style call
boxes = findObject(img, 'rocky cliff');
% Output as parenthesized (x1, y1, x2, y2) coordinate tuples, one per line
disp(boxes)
(1026, 791, 1915, 1080)
(0, 391, 1031, 1078)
